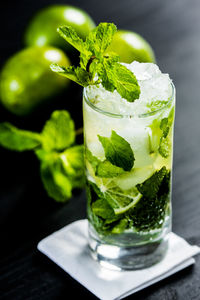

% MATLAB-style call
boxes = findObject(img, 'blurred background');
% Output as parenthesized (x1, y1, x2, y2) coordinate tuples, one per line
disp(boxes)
(1, 0, 200, 299)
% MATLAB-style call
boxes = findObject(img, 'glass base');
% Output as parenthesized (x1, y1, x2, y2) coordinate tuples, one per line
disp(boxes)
(88, 224, 169, 270)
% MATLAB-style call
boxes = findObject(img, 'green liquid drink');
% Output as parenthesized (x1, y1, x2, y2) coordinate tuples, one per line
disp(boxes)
(83, 62, 175, 270)
(49, 22, 175, 270)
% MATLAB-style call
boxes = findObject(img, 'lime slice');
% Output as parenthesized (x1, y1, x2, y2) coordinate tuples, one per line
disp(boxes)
(86, 157, 143, 215)
(103, 185, 142, 215)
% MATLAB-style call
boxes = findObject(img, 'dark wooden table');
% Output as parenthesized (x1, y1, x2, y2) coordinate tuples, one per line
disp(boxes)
(1, 0, 200, 299)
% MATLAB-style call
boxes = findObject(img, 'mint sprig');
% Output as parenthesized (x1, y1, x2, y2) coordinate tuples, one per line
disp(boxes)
(0, 111, 84, 202)
(51, 23, 140, 102)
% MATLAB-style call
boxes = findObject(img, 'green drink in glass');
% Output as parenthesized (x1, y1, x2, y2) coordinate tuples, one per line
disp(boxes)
(51, 23, 175, 270)
(83, 62, 175, 269)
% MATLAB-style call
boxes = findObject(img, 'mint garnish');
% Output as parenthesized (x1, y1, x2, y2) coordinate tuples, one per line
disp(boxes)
(51, 23, 140, 102)
(0, 111, 84, 202)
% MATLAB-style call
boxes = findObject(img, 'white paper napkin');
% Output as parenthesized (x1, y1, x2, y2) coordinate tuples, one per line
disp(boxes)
(37, 219, 200, 300)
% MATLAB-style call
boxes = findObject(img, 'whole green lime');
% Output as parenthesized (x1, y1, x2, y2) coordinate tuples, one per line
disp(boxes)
(0, 46, 70, 115)
(108, 30, 156, 63)
(24, 5, 96, 50)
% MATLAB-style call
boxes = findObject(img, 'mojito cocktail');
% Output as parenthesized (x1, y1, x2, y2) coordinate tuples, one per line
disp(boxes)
(84, 62, 175, 269)
(51, 22, 176, 270)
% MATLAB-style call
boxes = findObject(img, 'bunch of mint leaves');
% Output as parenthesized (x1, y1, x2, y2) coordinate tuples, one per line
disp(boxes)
(0, 110, 84, 202)
(51, 22, 140, 102)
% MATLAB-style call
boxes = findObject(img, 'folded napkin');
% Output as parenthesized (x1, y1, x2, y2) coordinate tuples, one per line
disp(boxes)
(38, 219, 200, 300)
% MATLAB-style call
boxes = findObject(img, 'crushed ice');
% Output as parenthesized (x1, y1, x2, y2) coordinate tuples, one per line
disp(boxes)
(85, 61, 172, 116)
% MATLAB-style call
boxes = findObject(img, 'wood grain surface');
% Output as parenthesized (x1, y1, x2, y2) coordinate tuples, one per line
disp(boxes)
(0, 0, 200, 299)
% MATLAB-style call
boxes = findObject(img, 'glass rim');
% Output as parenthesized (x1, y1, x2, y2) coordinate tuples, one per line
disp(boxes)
(83, 81, 175, 119)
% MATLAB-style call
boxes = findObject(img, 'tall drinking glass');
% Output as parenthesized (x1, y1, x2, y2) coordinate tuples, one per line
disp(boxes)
(83, 67, 175, 270)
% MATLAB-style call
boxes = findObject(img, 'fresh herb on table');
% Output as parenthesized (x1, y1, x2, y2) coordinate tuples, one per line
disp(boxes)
(0, 110, 84, 202)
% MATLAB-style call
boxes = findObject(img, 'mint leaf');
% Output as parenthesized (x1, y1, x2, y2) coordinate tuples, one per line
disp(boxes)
(130, 168, 171, 231)
(96, 160, 124, 178)
(60, 145, 85, 188)
(42, 110, 75, 151)
(106, 63, 140, 102)
(158, 108, 175, 158)
(159, 137, 170, 158)
(158, 111, 174, 158)
(130, 193, 170, 231)
(111, 218, 128, 234)
(92, 198, 115, 219)
(85, 148, 101, 171)
(148, 119, 163, 154)
(57, 26, 93, 69)
(148, 115, 172, 158)
(97, 54, 119, 92)
(87, 180, 104, 199)
(36, 145, 85, 202)
(50, 65, 91, 87)
(80, 23, 117, 72)
(86, 148, 124, 178)
(0, 123, 41, 151)
(160, 118, 169, 138)
(168, 106, 175, 126)
(146, 100, 168, 113)
(85, 23, 117, 58)
(57, 26, 87, 54)
(98, 130, 134, 171)
(40, 158, 72, 202)
(136, 167, 167, 199)
(158, 169, 171, 196)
